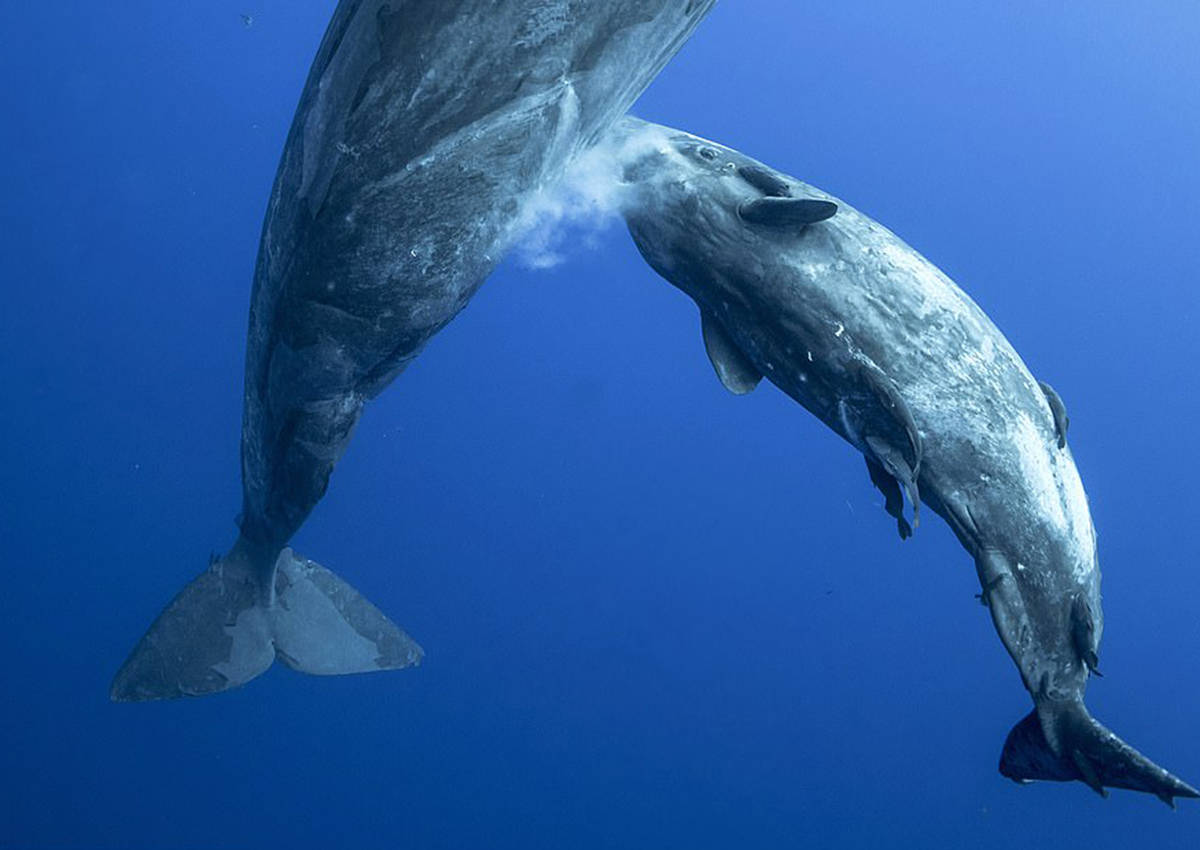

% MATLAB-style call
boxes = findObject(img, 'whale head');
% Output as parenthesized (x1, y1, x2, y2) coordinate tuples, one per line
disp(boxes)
(613, 117, 836, 302)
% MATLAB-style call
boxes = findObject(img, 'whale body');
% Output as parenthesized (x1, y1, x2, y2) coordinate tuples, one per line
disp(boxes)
(614, 116, 1198, 804)
(111, 1, 714, 701)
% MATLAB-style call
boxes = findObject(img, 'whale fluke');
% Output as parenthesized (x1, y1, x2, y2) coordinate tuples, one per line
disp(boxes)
(999, 701, 1199, 805)
(110, 543, 421, 701)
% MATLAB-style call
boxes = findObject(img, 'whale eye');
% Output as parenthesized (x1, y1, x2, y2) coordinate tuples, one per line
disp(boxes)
(697, 146, 719, 162)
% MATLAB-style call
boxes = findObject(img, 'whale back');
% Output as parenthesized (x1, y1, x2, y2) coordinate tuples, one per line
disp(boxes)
(239, 0, 716, 547)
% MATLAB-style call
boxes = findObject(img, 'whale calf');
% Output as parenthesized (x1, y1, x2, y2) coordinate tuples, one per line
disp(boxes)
(111, 1, 715, 701)
(614, 117, 1197, 804)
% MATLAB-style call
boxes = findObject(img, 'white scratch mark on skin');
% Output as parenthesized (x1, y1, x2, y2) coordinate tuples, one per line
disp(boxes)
(1011, 413, 1097, 581)
(1061, 456, 1099, 581)
(1013, 414, 1067, 531)
(624, 120, 1102, 593)
(879, 241, 967, 320)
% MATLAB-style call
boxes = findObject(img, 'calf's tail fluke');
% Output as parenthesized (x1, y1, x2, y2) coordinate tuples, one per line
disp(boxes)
(110, 540, 422, 701)
(999, 699, 1198, 806)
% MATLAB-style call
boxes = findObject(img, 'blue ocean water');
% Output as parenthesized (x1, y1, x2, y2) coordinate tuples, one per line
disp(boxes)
(3, 1, 1199, 847)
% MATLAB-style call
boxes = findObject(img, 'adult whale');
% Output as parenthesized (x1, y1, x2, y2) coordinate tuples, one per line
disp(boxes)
(111, 1, 715, 701)
(613, 117, 1197, 804)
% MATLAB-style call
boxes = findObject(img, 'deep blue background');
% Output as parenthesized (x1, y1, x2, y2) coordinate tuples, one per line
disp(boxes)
(3, 2, 1199, 847)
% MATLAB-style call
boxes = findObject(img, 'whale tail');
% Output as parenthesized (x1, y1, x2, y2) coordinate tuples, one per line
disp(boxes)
(110, 542, 422, 701)
(999, 700, 1199, 806)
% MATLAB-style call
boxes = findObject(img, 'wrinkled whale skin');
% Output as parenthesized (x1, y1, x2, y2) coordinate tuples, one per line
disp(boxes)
(111, 2, 714, 701)
(616, 116, 1197, 804)
(243, 0, 716, 548)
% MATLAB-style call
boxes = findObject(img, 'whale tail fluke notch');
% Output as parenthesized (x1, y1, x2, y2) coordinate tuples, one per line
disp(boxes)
(998, 701, 1199, 806)
(110, 544, 422, 701)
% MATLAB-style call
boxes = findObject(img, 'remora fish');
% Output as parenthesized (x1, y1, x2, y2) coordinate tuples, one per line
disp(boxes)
(615, 116, 1198, 804)
(111, 1, 714, 701)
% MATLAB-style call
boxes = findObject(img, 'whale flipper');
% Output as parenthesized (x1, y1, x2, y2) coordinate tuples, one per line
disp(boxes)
(1000, 702, 1200, 806)
(110, 545, 421, 701)
(700, 308, 762, 395)
(1038, 380, 1070, 449)
(738, 197, 837, 228)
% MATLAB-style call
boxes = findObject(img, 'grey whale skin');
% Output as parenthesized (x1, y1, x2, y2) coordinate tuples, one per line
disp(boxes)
(616, 117, 1198, 804)
(111, 1, 714, 701)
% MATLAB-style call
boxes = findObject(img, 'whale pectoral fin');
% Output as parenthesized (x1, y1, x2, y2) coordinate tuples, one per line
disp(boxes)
(699, 308, 762, 395)
(1038, 380, 1070, 449)
(1000, 701, 1200, 805)
(865, 436, 920, 533)
(865, 456, 912, 540)
(737, 197, 837, 228)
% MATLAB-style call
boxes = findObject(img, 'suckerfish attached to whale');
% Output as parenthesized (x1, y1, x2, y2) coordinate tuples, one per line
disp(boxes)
(611, 116, 1198, 804)
(110, 0, 715, 701)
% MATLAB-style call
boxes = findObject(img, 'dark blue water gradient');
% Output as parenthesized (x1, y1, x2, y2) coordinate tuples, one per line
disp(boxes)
(2, 2, 1199, 847)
